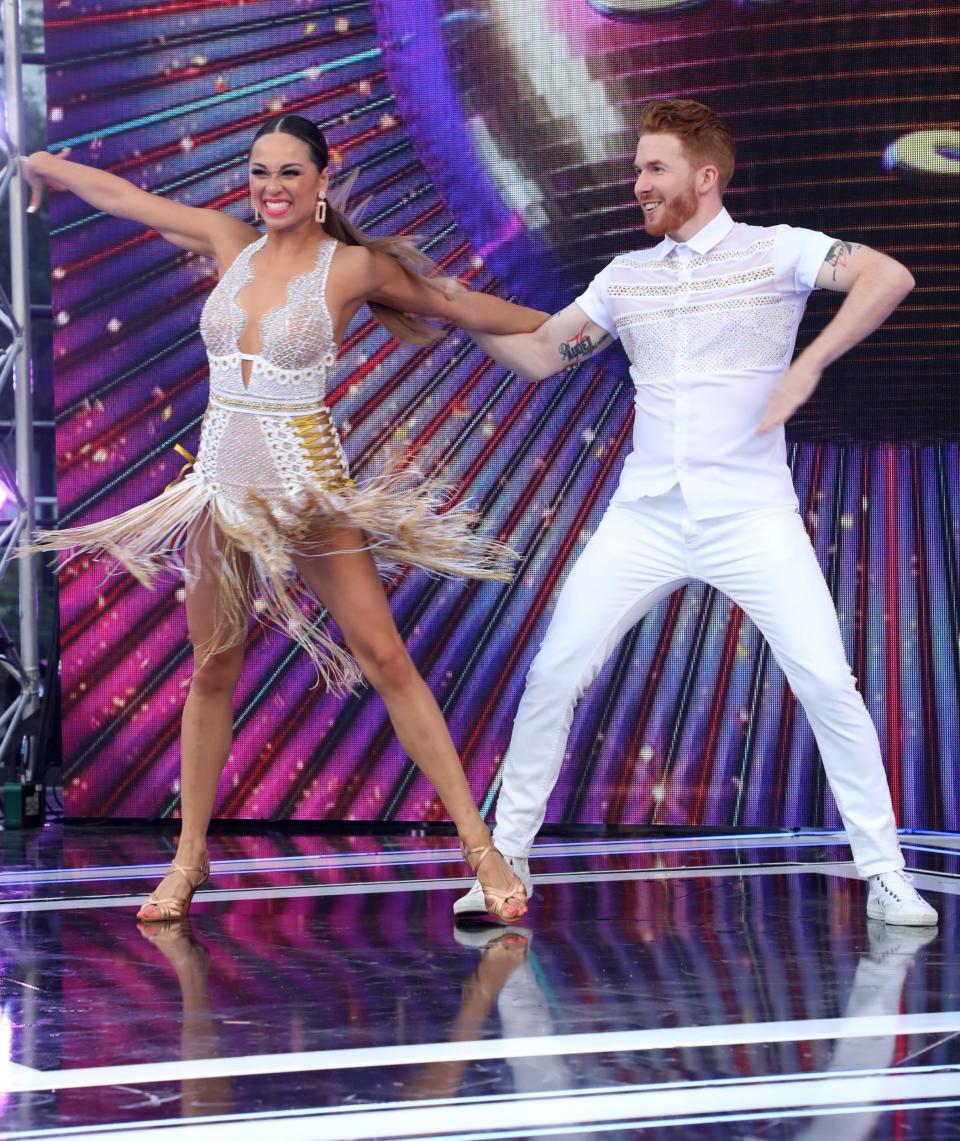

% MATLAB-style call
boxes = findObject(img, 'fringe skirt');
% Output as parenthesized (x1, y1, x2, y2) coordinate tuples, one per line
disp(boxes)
(28, 465, 514, 692)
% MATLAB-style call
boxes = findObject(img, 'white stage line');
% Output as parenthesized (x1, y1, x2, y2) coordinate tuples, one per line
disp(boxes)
(0, 831, 853, 889)
(2, 861, 955, 915)
(0, 832, 948, 892)
(5, 1064, 958, 1140)
(5, 1010, 960, 1095)
(0, 859, 862, 914)
(0, 1061, 41, 1080)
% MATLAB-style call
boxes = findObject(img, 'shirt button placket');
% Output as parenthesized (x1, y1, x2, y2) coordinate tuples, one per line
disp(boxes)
(674, 245, 691, 492)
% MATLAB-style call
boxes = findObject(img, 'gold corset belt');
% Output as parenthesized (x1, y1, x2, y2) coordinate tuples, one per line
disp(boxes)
(207, 392, 353, 491)
(290, 405, 353, 490)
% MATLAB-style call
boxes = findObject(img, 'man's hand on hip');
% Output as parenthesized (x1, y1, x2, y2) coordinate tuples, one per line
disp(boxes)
(757, 358, 823, 435)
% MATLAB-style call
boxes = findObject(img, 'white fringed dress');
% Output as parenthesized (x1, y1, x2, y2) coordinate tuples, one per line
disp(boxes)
(32, 237, 513, 689)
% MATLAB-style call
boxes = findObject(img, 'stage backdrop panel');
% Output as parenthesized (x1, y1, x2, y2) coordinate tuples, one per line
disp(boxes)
(44, 0, 960, 828)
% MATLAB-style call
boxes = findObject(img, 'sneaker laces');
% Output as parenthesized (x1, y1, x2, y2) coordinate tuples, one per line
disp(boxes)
(873, 870, 916, 901)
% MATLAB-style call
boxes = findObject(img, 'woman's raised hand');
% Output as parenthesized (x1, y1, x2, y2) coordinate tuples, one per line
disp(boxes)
(21, 149, 71, 213)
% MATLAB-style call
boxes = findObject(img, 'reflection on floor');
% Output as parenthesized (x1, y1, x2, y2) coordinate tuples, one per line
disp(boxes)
(0, 826, 957, 1138)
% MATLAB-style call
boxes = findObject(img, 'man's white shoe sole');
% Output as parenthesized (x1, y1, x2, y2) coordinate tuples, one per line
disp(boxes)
(866, 901, 938, 927)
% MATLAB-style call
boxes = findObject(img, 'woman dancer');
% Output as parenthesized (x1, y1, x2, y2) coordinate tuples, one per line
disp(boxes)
(23, 115, 543, 924)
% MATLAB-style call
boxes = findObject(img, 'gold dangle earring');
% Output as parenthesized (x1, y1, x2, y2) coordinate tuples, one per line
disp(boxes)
(253, 202, 261, 223)
(315, 195, 327, 224)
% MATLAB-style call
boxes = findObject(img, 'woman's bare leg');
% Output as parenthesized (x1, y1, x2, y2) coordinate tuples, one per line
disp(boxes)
(139, 518, 248, 916)
(293, 530, 525, 918)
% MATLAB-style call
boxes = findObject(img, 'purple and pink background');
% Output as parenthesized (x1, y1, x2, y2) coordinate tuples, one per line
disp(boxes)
(44, 0, 960, 829)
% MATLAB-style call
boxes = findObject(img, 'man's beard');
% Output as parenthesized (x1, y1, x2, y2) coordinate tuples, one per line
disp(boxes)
(642, 183, 698, 238)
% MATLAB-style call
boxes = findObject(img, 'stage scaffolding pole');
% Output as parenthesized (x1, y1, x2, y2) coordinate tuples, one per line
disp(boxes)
(0, 0, 43, 815)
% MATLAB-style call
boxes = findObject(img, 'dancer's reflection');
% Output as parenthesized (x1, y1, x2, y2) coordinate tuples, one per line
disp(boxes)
(410, 928, 531, 1098)
(138, 920, 234, 1117)
(412, 927, 598, 1140)
(748, 920, 937, 1141)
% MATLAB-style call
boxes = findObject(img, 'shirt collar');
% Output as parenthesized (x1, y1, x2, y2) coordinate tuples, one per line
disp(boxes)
(657, 207, 734, 256)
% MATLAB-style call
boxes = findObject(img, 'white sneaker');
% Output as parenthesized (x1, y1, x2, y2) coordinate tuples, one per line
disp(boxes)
(453, 855, 532, 918)
(866, 870, 938, 927)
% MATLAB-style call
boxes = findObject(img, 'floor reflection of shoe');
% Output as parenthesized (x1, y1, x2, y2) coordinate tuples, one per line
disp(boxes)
(866, 918, 939, 961)
(454, 923, 533, 949)
(137, 855, 211, 923)
(136, 918, 211, 976)
(866, 870, 938, 927)
(453, 854, 532, 918)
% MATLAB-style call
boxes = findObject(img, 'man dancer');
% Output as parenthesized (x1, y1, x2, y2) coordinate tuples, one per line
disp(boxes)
(457, 99, 936, 927)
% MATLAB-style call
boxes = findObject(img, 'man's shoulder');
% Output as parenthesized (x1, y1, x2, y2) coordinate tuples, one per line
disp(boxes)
(723, 218, 785, 245)
(602, 245, 673, 279)
(727, 218, 828, 245)
(609, 244, 668, 266)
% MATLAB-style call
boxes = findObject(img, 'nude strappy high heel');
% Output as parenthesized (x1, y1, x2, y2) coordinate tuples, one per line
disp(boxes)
(461, 843, 528, 925)
(136, 854, 210, 923)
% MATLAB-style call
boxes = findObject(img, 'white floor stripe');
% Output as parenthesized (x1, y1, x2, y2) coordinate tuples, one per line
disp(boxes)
(902, 832, 960, 851)
(6, 1010, 960, 1094)
(0, 1061, 41, 1080)
(6, 1065, 958, 1140)
(0, 859, 861, 914)
(0, 831, 853, 889)
(1, 829, 952, 894)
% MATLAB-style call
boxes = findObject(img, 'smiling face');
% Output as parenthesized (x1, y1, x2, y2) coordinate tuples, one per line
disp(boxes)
(632, 132, 717, 242)
(248, 132, 329, 230)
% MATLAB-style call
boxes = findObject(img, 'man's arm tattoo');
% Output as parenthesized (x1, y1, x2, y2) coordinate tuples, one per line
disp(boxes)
(824, 239, 862, 282)
(558, 323, 611, 364)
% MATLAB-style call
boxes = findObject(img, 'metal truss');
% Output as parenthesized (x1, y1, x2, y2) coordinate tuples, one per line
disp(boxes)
(0, 0, 44, 795)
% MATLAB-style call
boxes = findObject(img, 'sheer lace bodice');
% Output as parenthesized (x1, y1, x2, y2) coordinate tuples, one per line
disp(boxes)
(195, 235, 349, 499)
(199, 235, 339, 397)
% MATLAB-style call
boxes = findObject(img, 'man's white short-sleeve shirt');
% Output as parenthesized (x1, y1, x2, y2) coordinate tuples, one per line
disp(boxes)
(575, 208, 834, 519)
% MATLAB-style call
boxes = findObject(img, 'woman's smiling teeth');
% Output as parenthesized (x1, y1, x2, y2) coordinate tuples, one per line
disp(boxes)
(262, 198, 292, 217)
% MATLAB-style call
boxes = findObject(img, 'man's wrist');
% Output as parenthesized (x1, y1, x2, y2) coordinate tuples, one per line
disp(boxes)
(794, 344, 833, 374)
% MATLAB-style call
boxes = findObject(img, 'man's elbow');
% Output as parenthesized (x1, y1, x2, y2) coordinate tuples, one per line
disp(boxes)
(882, 257, 915, 301)
(897, 265, 916, 297)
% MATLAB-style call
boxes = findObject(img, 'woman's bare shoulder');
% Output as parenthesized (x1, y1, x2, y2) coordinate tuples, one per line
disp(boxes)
(327, 241, 378, 299)
(211, 219, 262, 277)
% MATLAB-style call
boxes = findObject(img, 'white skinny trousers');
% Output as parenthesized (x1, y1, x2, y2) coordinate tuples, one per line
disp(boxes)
(493, 486, 904, 878)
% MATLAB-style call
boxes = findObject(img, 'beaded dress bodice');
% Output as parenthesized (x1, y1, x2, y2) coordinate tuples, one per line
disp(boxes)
(196, 236, 350, 500)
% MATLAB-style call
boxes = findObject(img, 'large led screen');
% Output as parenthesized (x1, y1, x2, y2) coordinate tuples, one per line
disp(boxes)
(44, 0, 960, 829)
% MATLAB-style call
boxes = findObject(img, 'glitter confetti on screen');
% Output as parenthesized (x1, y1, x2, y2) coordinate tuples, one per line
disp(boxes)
(44, 0, 960, 830)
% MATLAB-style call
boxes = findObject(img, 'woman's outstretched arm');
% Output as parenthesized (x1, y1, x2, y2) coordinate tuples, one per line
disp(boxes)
(342, 245, 549, 336)
(22, 151, 255, 261)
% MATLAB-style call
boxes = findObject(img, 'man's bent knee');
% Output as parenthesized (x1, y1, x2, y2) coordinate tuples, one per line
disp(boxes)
(526, 646, 595, 704)
(789, 662, 862, 711)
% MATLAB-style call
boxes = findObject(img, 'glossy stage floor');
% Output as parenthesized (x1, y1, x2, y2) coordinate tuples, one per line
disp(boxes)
(0, 827, 957, 1139)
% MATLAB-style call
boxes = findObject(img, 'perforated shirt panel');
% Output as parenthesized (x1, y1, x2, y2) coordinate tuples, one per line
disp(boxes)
(575, 210, 835, 518)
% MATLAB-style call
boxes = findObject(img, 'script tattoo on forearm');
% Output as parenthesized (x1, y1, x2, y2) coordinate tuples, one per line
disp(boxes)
(558, 323, 610, 364)
(824, 239, 862, 282)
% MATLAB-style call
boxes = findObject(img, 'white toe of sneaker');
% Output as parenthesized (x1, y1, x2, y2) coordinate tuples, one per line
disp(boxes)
(866, 870, 938, 927)
(453, 878, 488, 917)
